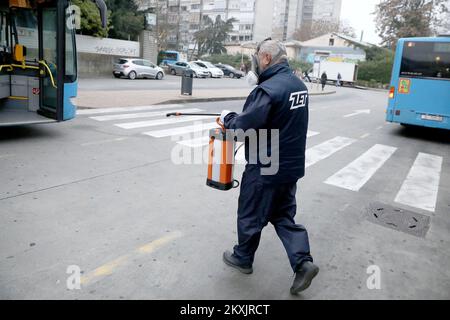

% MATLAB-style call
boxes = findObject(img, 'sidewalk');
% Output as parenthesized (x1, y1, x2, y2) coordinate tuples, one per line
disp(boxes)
(75, 84, 335, 109)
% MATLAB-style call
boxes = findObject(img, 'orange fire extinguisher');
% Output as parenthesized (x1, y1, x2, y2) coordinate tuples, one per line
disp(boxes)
(166, 112, 239, 191)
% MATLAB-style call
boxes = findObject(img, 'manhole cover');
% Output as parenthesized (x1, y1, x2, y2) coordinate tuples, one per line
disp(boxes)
(366, 202, 430, 238)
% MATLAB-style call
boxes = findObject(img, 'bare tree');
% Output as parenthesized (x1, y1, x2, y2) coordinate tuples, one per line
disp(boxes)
(292, 19, 356, 41)
(438, 1, 450, 34)
(375, 0, 448, 49)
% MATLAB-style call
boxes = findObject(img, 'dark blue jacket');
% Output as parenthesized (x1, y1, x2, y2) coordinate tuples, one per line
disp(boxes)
(224, 61, 309, 184)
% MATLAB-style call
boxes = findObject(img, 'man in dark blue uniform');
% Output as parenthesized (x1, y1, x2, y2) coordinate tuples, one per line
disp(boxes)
(220, 39, 319, 295)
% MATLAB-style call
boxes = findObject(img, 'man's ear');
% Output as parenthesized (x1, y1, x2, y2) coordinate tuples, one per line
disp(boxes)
(262, 53, 272, 67)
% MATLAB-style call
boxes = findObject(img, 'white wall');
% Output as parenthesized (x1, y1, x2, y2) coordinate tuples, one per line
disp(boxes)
(76, 35, 140, 57)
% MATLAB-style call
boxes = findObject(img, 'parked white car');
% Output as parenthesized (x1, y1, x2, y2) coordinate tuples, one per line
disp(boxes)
(168, 61, 210, 78)
(191, 61, 224, 78)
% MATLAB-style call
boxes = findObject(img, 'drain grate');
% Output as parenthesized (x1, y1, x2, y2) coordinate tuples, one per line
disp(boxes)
(366, 202, 431, 238)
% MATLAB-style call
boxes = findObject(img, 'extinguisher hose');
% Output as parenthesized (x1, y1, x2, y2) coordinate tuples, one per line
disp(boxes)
(232, 143, 245, 189)
(234, 143, 244, 156)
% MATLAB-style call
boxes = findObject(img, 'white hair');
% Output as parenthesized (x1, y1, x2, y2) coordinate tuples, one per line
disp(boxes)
(258, 40, 288, 65)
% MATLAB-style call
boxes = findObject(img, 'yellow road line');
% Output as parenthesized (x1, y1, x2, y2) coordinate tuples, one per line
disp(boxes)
(81, 231, 182, 286)
(136, 231, 182, 254)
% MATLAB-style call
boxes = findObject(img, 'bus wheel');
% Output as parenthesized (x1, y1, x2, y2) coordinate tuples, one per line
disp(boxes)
(128, 71, 137, 80)
(156, 72, 164, 80)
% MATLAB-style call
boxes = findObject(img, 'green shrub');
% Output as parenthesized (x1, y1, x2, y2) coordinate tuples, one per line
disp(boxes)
(358, 48, 394, 85)
(288, 59, 313, 73)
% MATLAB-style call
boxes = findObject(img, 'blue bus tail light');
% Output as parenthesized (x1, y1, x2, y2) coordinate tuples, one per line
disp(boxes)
(389, 86, 395, 99)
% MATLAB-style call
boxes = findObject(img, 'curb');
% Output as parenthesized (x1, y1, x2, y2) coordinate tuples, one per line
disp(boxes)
(155, 96, 250, 105)
(156, 90, 336, 105)
(354, 86, 389, 93)
(311, 90, 336, 96)
(76, 90, 336, 109)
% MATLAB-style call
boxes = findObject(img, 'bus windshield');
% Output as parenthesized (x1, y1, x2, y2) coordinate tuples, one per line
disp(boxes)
(400, 41, 450, 80)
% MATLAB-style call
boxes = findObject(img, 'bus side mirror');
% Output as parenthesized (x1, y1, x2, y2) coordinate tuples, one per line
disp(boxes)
(92, 0, 107, 28)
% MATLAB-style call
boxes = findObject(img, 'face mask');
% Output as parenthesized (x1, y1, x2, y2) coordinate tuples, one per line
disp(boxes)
(251, 54, 261, 76)
(246, 71, 258, 87)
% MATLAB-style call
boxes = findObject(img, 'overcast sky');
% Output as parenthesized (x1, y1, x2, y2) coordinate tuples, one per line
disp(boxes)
(341, 0, 382, 45)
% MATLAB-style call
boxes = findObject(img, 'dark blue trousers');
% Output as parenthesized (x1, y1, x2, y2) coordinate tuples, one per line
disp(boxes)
(233, 165, 313, 272)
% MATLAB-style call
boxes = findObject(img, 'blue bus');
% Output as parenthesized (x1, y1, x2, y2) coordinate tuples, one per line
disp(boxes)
(386, 36, 450, 130)
(158, 50, 181, 66)
(0, 0, 106, 126)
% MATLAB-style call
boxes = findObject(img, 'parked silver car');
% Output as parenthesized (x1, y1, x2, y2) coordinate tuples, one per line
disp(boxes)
(113, 58, 165, 80)
(168, 61, 210, 78)
(191, 61, 224, 78)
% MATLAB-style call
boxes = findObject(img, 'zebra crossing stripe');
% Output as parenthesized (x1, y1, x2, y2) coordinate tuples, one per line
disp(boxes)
(395, 153, 443, 212)
(116, 116, 216, 130)
(90, 108, 204, 122)
(308, 131, 320, 138)
(77, 104, 183, 115)
(234, 131, 323, 164)
(306, 136, 356, 168)
(142, 122, 218, 138)
(177, 136, 210, 148)
(324, 144, 397, 191)
(174, 130, 320, 148)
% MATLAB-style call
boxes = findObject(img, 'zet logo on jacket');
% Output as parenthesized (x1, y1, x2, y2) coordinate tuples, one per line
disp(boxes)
(289, 91, 308, 110)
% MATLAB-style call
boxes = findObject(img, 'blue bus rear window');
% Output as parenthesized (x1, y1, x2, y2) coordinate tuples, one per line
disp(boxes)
(400, 41, 450, 80)
(160, 52, 178, 60)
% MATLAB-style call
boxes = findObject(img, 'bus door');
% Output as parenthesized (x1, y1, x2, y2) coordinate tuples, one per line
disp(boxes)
(38, 2, 62, 121)
(390, 40, 450, 127)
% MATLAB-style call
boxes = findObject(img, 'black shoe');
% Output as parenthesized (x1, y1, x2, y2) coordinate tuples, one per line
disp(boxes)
(223, 251, 253, 274)
(290, 261, 319, 295)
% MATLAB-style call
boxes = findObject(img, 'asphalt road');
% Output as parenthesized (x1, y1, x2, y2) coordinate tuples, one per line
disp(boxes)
(0, 87, 449, 300)
(78, 74, 248, 91)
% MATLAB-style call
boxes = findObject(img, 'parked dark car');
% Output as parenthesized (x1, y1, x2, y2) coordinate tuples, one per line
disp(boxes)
(214, 64, 244, 79)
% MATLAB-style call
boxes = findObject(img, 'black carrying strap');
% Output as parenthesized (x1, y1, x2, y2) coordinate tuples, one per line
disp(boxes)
(256, 37, 273, 53)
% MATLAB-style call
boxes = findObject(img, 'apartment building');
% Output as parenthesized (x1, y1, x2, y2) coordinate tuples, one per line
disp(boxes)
(136, 0, 342, 50)
(312, 0, 341, 22)
(137, 0, 256, 50)
(254, 0, 342, 42)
